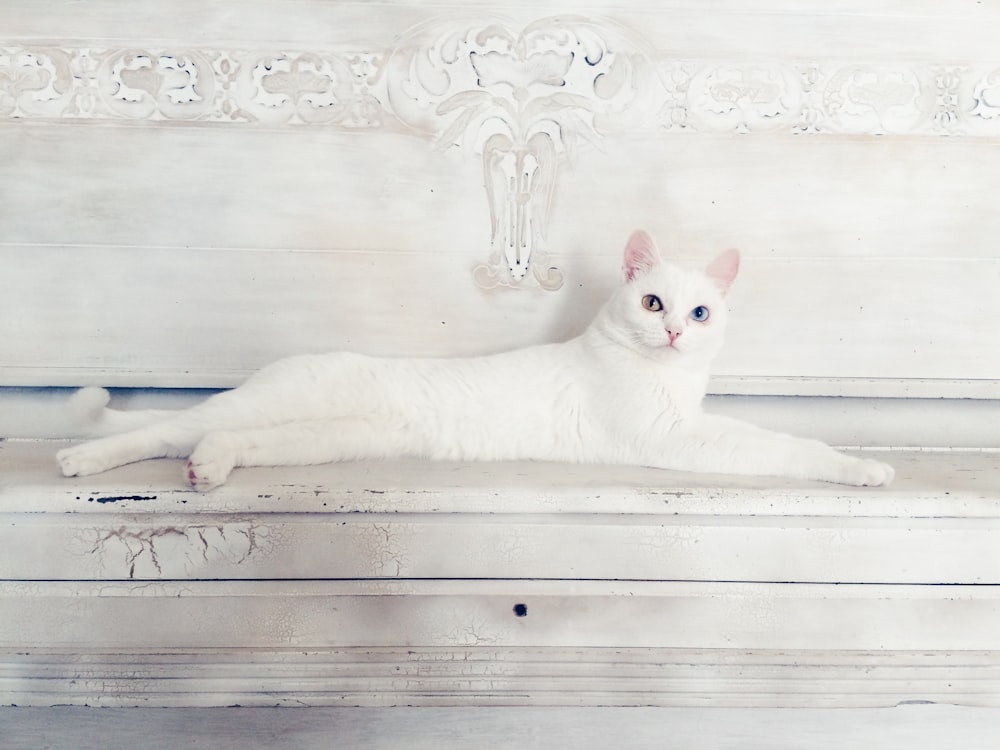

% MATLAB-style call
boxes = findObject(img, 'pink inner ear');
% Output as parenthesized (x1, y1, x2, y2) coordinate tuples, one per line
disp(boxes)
(623, 230, 660, 281)
(706, 248, 740, 295)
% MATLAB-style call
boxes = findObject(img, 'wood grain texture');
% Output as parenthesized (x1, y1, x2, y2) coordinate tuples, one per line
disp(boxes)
(4, 650, 1000, 709)
(4, 580, 1000, 652)
(3, 705, 1000, 749)
(1, 244, 996, 391)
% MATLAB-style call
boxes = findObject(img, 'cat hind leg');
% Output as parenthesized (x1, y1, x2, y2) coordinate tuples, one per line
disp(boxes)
(57, 388, 283, 478)
(57, 428, 189, 477)
(184, 416, 420, 491)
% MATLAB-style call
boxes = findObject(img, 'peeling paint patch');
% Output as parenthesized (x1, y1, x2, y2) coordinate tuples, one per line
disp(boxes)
(88, 495, 158, 504)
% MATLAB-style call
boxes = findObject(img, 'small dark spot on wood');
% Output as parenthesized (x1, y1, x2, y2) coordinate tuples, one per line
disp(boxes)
(513, 603, 528, 617)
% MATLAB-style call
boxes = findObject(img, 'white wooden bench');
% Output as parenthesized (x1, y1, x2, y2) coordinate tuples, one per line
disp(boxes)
(1, 0, 998, 709)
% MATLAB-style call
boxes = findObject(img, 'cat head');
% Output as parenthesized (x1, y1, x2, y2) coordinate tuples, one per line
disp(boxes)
(597, 230, 740, 367)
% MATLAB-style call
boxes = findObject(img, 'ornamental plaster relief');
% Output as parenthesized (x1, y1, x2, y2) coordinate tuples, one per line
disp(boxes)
(6, 44, 998, 136)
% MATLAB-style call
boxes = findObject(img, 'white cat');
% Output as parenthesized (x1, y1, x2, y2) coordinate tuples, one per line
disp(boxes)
(57, 230, 894, 491)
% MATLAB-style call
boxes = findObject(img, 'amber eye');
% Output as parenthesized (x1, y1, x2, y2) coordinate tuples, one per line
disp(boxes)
(641, 294, 663, 312)
(690, 306, 710, 322)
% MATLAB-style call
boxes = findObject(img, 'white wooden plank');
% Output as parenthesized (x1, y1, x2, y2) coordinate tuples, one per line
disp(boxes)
(4, 705, 1000, 749)
(4, 0, 1000, 62)
(3, 650, 1000, 709)
(1, 246, 997, 392)
(2, 437, 998, 583)
(4, 580, 1000, 652)
(559, 136, 1000, 261)
(8, 128, 998, 260)
(709, 378, 1000, 400)
(2, 441, 997, 519)
(5, 510, 997, 584)
(0, 126, 486, 253)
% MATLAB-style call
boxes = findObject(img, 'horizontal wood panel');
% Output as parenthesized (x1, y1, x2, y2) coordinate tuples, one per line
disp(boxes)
(3, 442, 997, 519)
(4, 580, 1000, 652)
(4, 650, 1000, 708)
(4, 126, 998, 259)
(4, 0, 999, 62)
(3, 443, 996, 585)
(1, 244, 996, 390)
(5, 512, 997, 584)
(0, 125, 486, 253)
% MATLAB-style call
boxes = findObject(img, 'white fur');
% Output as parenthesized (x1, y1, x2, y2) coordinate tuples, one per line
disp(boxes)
(57, 231, 894, 491)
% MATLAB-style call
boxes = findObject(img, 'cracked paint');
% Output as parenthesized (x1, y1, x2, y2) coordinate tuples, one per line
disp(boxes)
(419, 606, 511, 648)
(74, 522, 275, 579)
(352, 523, 409, 577)
(467, 532, 533, 568)
(630, 525, 701, 559)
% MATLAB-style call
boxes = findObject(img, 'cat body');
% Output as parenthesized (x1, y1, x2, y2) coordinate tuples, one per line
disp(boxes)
(57, 231, 894, 490)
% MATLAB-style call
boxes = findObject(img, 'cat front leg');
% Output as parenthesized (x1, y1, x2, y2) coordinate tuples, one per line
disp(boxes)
(651, 413, 894, 487)
(185, 431, 240, 492)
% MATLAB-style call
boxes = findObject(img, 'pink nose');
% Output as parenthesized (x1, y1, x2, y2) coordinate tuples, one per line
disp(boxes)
(666, 329, 682, 345)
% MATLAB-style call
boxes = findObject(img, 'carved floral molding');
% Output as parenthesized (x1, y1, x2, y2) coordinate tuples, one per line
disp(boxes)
(4, 16, 1000, 288)
(4, 45, 999, 135)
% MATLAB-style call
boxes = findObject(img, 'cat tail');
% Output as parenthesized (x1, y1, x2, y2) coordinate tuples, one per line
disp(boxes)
(67, 386, 179, 436)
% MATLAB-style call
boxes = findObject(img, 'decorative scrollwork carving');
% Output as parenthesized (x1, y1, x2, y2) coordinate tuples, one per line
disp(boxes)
(99, 50, 216, 120)
(0, 47, 74, 117)
(386, 17, 655, 290)
(235, 52, 356, 124)
(688, 65, 797, 133)
(822, 65, 927, 134)
(971, 68, 1000, 121)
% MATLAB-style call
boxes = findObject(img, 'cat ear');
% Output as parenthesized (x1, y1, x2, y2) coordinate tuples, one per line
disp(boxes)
(705, 248, 740, 296)
(623, 230, 661, 281)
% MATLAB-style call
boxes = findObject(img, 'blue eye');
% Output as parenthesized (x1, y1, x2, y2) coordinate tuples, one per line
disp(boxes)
(690, 306, 710, 322)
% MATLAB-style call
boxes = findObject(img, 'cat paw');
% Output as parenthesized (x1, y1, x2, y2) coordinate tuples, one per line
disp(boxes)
(185, 433, 236, 492)
(842, 457, 895, 487)
(57, 443, 113, 477)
